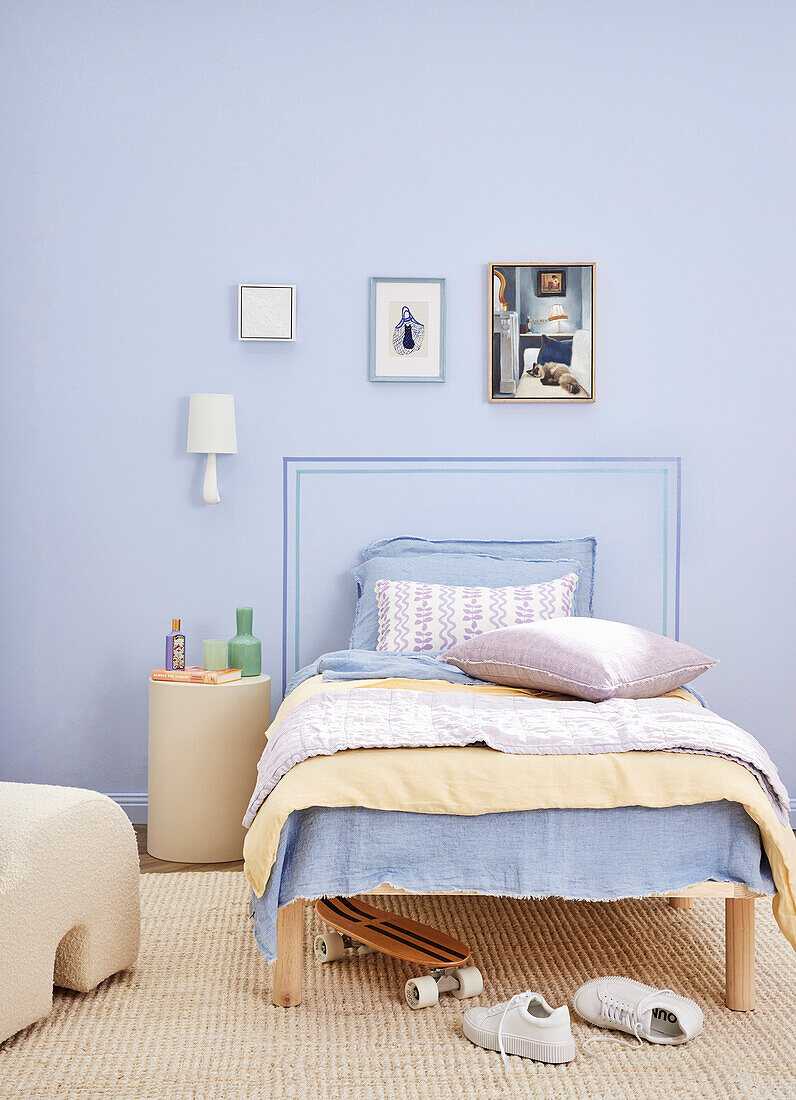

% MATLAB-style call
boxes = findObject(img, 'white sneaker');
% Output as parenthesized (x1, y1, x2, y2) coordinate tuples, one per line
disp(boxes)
(463, 991, 576, 1071)
(573, 977, 703, 1046)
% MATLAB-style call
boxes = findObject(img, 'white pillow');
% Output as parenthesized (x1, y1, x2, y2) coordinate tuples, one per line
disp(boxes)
(374, 573, 579, 653)
(569, 329, 592, 394)
(522, 347, 539, 372)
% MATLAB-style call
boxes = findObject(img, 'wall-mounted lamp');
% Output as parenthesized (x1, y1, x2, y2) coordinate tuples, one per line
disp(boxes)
(187, 393, 237, 505)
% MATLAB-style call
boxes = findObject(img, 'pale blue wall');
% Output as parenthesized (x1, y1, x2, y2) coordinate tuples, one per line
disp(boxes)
(1, 1, 794, 809)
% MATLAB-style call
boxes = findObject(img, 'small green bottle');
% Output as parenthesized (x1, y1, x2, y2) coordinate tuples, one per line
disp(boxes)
(228, 606, 261, 677)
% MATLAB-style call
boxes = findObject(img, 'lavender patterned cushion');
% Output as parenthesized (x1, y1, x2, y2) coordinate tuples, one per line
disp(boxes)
(440, 617, 718, 701)
(374, 573, 579, 653)
(351, 553, 583, 651)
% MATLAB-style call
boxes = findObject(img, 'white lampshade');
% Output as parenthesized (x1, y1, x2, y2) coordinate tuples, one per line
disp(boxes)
(187, 394, 237, 454)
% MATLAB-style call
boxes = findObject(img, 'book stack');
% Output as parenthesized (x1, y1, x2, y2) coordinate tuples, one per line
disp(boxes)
(151, 667, 242, 685)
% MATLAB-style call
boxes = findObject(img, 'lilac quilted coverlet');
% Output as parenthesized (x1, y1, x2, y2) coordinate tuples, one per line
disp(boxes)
(243, 687, 790, 828)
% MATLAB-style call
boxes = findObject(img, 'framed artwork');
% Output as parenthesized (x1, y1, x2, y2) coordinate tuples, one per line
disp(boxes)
(537, 269, 567, 297)
(488, 263, 595, 403)
(238, 284, 295, 340)
(369, 277, 446, 382)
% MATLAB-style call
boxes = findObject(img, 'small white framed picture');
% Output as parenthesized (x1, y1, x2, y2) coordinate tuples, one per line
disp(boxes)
(369, 277, 445, 382)
(238, 284, 296, 341)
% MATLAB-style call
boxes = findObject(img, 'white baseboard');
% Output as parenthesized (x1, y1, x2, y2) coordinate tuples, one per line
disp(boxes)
(107, 794, 796, 829)
(108, 792, 148, 824)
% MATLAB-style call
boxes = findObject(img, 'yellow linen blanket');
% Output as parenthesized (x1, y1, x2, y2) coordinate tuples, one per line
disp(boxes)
(243, 676, 796, 950)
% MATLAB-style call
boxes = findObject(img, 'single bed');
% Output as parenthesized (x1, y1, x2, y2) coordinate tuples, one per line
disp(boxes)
(248, 506, 795, 1014)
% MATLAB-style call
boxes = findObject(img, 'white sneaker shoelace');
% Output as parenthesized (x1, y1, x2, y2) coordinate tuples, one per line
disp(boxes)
(582, 987, 678, 1055)
(489, 991, 535, 1077)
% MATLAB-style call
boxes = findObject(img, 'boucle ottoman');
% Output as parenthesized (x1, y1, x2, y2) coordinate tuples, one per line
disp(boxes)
(0, 783, 140, 1043)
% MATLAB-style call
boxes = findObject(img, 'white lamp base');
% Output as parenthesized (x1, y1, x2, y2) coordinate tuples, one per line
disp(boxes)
(202, 452, 221, 505)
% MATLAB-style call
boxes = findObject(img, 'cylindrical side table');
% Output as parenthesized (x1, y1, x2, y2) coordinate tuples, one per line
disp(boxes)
(147, 674, 271, 863)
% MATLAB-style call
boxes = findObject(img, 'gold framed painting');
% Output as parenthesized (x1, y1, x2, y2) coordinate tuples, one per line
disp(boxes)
(488, 263, 595, 403)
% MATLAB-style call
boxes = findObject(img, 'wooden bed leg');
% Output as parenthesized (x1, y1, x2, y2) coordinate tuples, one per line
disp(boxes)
(668, 897, 694, 910)
(273, 900, 304, 1007)
(725, 897, 755, 1011)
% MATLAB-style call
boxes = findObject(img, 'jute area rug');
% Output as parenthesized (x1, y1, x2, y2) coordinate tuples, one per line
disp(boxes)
(1, 873, 794, 1099)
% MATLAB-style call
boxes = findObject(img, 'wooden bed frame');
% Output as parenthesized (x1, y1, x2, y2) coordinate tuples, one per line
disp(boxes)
(272, 882, 759, 1012)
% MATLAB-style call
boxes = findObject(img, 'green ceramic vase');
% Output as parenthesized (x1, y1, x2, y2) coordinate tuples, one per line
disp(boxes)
(228, 606, 261, 677)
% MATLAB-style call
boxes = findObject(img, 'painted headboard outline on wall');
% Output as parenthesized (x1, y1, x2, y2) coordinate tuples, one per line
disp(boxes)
(282, 457, 682, 693)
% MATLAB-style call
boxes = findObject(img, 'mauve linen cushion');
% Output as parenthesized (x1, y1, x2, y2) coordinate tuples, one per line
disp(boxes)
(440, 617, 718, 701)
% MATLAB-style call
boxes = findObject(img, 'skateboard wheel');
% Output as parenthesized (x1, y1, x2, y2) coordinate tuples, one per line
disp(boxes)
(314, 932, 345, 963)
(405, 975, 439, 1010)
(450, 966, 483, 1000)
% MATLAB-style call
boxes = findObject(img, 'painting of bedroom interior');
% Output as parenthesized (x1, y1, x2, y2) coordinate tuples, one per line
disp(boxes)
(490, 263, 595, 402)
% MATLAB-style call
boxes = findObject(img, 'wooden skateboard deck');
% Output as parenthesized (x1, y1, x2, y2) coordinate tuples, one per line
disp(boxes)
(315, 896, 470, 968)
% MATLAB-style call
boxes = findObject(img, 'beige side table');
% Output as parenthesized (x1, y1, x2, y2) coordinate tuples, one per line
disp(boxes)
(147, 674, 271, 863)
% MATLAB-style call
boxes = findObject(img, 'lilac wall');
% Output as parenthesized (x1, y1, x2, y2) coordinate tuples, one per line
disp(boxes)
(1, 1, 794, 816)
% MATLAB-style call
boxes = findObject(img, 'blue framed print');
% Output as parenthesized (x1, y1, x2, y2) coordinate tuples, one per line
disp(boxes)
(369, 276, 446, 382)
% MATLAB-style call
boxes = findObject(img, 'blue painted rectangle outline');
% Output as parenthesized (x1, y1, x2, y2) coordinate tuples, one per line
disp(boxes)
(369, 277, 446, 382)
(282, 457, 682, 693)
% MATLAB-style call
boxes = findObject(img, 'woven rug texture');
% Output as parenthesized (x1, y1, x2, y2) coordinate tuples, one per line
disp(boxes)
(1, 872, 794, 1098)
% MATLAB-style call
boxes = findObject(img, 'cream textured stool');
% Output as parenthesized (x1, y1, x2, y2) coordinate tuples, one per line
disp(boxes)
(0, 783, 140, 1044)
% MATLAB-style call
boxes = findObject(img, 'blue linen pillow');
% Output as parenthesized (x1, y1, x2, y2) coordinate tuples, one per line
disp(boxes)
(350, 553, 582, 650)
(362, 536, 596, 618)
(538, 335, 572, 366)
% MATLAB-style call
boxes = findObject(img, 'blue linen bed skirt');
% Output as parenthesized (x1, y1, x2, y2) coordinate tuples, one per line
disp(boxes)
(251, 801, 774, 960)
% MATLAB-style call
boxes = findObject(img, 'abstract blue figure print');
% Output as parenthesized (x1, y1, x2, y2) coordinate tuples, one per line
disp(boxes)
(369, 277, 445, 382)
(392, 305, 425, 355)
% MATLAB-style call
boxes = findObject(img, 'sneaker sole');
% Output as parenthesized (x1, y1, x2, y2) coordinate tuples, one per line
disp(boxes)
(462, 1016, 576, 1064)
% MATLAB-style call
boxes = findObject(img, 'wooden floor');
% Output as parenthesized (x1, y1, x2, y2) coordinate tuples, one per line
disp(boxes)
(134, 825, 243, 874)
